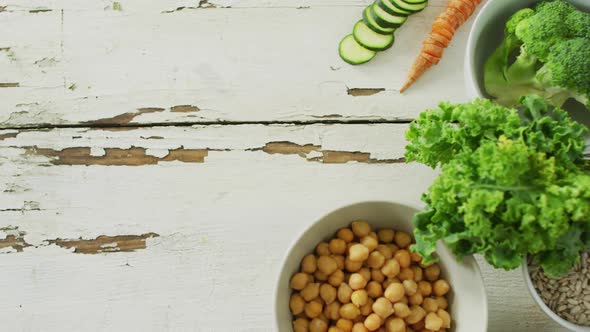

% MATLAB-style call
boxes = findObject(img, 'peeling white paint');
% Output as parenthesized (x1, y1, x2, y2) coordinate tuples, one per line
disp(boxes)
(145, 148, 171, 159)
(89, 147, 106, 157)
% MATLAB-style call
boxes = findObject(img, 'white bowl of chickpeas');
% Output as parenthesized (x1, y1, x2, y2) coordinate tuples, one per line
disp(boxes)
(275, 201, 487, 332)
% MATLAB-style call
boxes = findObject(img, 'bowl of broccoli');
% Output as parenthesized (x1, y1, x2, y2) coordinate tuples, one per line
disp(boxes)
(465, 0, 590, 120)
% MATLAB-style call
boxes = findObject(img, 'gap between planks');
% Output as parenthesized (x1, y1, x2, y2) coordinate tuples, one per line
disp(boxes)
(0, 118, 414, 131)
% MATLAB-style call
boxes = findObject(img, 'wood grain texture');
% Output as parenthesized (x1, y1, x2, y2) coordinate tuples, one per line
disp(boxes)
(0, 125, 568, 331)
(0, 0, 481, 127)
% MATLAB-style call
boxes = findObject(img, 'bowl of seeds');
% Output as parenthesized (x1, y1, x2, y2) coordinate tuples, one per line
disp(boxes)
(524, 251, 590, 331)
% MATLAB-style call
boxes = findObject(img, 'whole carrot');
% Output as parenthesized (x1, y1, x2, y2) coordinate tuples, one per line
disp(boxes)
(400, 0, 482, 93)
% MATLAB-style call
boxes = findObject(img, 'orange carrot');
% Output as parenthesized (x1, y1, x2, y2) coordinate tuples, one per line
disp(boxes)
(400, 0, 482, 92)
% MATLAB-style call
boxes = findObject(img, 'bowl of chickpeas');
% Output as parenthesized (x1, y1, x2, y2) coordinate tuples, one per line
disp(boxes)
(275, 201, 487, 332)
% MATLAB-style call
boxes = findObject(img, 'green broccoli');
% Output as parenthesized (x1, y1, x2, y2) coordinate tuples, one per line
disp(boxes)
(484, 0, 590, 109)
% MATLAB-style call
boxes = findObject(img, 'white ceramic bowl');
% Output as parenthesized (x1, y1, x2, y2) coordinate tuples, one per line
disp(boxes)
(465, 0, 590, 103)
(274, 201, 488, 331)
(523, 261, 590, 332)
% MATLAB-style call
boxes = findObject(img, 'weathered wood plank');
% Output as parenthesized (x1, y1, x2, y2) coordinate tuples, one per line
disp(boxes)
(0, 124, 566, 331)
(0, 2, 480, 127)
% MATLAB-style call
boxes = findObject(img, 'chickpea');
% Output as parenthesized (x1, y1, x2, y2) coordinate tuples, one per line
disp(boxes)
(410, 252, 422, 263)
(387, 244, 399, 255)
(364, 314, 382, 331)
(312, 269, 327, 281)
(381, 259, 401, 279)
(418, 281, 432, 296)
(399, 296, 408, 305)
(330, 255, 344, 270)
(305, 300, 324, 319)
(349, 273, 368, 290)
(393, 302, 411, 318)
(291, 293, 306, 315)
(323, 301, 340, 320)
(338, 228, 355, 243)
(398, 267, 414, 281)
(394, 232, 412, 248)
(352, 322, 369, 332)
(302, 283, 321, 302)
(328, 327, 344, 332)
(291, 273, 310, 290)
(349, 244, 370, 262)
(329, 238, 347, 255)
(353, 316, 365, 324)
(361, 236, 379, 252)
(329, 270, 345, 287)
(301, 254, 318, 274)
(437, 309, 451, 328)
(435, 296, 448, 310)
(318, 256, 338, 275)
(339, 303, 361, 320)
(338, 283, 353, 303)
(359, 268, 371, 282)
(424, 312, 443, 331)
(403, 280, 418, 296)
(351, 221, 371, 238)
(317, 242, 331, 256)
(372, 297, 394, 319)
(382, 279, 393, 289)
(351, 289, 369, 307)
(366, 281, 383, 298)
(433, 280, 450, 297)
(385, 317, 406, 332)
(293, 317, 310, 332)
(309, 318, 329, 332)
(371, 269, 385, 283)
(367, 251, 386, 269)
(406, 305, 426, 325)
(384, 283, 405, 303)
(320, 284, 338, 304)
(422, 298, 438, 313)
(410, 320, 424, 331)
(412, 266, 423, 282)
(424, 265, 440, 282)
(325, 301, 341, 321)
(337, 319, 354, 332)
(360, 297, 374, 316)
(377, 229, 395, 243)
(376, 245, 393, 260)
(408, 292, 423, 306)
(394, 250, 411, 269)
(345, 257, 363, 272)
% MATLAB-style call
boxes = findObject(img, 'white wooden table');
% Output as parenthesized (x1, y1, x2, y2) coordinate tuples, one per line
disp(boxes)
(0, 0, 569, 331)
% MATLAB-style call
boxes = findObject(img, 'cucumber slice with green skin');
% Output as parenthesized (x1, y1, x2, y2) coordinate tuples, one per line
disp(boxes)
(403, 0, 427, 4)
(363, 6, 396, 35)
(353, 20, 395, 51)
(377, 0, 411, 17)
(371, 3, 407, 28)
(339, 34, 377, 65)
(390, 0, 428, 13)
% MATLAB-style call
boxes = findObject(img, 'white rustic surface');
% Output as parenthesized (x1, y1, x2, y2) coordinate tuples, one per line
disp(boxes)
(0, 0, 570, 331)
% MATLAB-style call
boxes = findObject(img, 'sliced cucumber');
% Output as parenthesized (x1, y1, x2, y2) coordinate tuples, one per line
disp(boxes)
(353, 20, 395, 51)
(391, 0, 428, 13)
(339, 34, 377, 65)
(363, 6, 396, 35)
(403, 0, 427, 4)
(377, 0, 411, 17)
(371, 3, 407, 28)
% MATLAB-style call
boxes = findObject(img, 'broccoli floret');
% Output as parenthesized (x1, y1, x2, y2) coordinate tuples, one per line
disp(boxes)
(515, 0, 574, 61)
(484, 0, 590, 109)
(537, 38, 590, 107)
